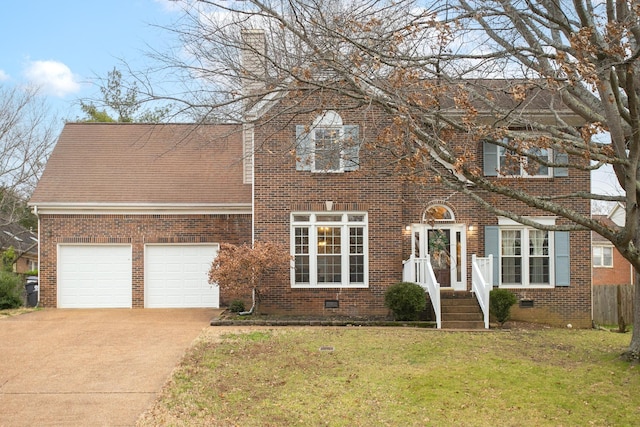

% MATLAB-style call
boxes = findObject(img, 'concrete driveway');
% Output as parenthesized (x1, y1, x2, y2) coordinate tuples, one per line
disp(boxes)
(0, 308, 219, 426)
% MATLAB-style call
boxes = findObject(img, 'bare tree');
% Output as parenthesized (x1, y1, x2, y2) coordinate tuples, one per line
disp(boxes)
(0, 85, 56, 225)
(144, 0, 640, 357)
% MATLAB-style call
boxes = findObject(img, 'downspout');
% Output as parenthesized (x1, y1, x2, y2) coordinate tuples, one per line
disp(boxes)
(33, 205, 40, 307)
(238, 287, 256, 316)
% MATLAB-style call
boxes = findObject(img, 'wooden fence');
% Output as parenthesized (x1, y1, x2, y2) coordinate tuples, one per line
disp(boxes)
(593, 284, 635, 326)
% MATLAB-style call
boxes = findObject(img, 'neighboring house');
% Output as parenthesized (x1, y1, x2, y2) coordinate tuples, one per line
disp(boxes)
(592, 205, 635, 286)
(0, 221, 38, 274)
(29, 41, 592, 328)
(29, 124, 251, 308)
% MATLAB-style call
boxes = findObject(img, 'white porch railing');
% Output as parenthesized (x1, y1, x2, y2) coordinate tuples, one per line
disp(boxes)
(402, 255, 441, 329)
(471, 254, 493, 329)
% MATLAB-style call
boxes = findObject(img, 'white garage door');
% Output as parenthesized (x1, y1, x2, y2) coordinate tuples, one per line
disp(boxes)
(58, 245, 132, 308)
(145, 244, 219, 308)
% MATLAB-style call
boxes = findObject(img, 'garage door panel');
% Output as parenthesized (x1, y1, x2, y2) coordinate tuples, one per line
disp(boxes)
(145, 244, 219, 308)
(58, 245, 132, 308)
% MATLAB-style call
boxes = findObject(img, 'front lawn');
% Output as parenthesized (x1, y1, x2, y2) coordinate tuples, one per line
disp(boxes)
(138, 326, 639, 426)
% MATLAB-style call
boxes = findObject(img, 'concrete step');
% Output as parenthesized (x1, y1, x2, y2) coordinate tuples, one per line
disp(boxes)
(439, 291, 485, 329)
(441, 320, 486, 329)
(444, 312, 484, 321)
(440, 301, 480, 311)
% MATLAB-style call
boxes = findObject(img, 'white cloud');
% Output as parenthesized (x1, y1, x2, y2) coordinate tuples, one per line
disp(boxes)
(0, 70, 9, 81)
(154, 0, 184, 13)
(24, 60, 81, 97)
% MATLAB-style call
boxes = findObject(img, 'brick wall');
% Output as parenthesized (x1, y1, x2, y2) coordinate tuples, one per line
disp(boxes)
(253, 100, 401, 318)
(38, 213, 251, 308)
(593, 247, 634, 286)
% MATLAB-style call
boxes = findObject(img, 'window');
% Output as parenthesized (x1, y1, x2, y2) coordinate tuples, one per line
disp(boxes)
(486, 219, 569, 288)
(593, 245, 613, 267)
(499, 145, 550, 177)
(291, 212, 367, 287)
(483, 140, 568, 178)
(296, 111, 360, 173)
(500, 227, 551, 286)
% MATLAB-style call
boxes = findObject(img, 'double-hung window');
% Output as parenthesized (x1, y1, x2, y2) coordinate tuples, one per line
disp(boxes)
(500, 227, 551, 286)
(483, 139, 568, 177)
(593, 245, 613, 268)
(499, 145, 551, 177)
(291, 212, 368, 287)
(486, 217, 570, 288)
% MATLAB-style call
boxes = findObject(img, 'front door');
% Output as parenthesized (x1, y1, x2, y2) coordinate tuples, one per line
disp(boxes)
(412, 224, 466, 291)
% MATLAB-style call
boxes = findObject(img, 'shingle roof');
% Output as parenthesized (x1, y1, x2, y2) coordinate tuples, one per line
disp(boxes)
(30, 123, 251, 207)
(0, 221, 37, 256)
(592, 215, 616, 243)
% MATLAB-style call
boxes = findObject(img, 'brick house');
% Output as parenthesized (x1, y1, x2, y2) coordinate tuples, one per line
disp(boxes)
(592, 205, 635, 287)
(29, 65, 591, 327)
(0, 221, 38, 274)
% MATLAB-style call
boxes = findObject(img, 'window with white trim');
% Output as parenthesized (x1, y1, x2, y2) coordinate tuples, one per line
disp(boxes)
(313, 113, 343, 171)
(295, 111, 360, 173)
(498, 145, 551, 177)
(483, 139, 568, 178)
(593, 245, 613, 268)
(500, 227, 553, 287)
(291, 212, 368, 287)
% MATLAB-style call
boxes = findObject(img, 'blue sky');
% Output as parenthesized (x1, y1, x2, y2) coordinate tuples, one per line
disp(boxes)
(0, 0, 177, 119)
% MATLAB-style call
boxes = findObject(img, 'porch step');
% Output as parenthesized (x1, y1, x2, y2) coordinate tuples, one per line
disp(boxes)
(440, 292, 485, 329)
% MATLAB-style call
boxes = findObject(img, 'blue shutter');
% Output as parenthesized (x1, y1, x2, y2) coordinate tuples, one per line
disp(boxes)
(295, 125, 313, 171)
(343, 125, 360, 171)
(553, 151, 568, 177)
(483, 141, 498, 176)
(555, 231, 570, 286)
(485, 226, 500, 286)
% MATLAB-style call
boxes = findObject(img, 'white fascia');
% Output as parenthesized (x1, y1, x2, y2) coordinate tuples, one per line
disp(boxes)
(28, 202, 252, 215)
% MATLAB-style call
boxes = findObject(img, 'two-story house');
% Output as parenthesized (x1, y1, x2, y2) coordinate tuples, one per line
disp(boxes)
(29, 37, 591, 328)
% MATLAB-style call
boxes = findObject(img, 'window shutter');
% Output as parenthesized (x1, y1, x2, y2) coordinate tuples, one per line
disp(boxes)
(295, 125, 313, 171)
(555, 231, 570, 286)
(342, 125, 360, 171)
(553, 151, 569, 177)
(484, 226, 500, 287)
(483, 141, 498, 176)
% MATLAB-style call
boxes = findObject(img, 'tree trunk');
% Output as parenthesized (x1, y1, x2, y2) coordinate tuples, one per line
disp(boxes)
(627, 271, 640, 358)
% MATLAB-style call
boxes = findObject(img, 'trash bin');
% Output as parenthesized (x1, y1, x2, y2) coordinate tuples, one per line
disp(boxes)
(25, 276, 38, 307)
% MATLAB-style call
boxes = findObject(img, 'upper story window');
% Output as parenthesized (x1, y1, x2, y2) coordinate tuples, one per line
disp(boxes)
(296, 111, 360, 173)
(483, 139, 568, 178)
(593, 245, 613, 268)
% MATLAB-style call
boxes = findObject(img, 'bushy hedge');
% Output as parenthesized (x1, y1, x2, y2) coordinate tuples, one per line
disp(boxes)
(490, 288, 518, 326)
(384, 282, 427, 321)
(0, 271, 23, 309)
(228, 299, 246, 313)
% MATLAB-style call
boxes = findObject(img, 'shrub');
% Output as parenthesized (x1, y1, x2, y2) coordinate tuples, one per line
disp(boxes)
(490, 289, 518, 326)
(209, 242, 292, 313)
(228, 299, 246, 313)
(0, 271, 23, 309)
(384, 282, 427, 321)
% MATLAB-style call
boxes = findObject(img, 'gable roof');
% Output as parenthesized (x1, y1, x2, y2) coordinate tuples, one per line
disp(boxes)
(0, 221, 37, 256)
(30, 123, 251, 212)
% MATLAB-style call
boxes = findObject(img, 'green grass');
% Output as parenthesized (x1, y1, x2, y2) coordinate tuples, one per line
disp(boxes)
(138, 327, 640, 426)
